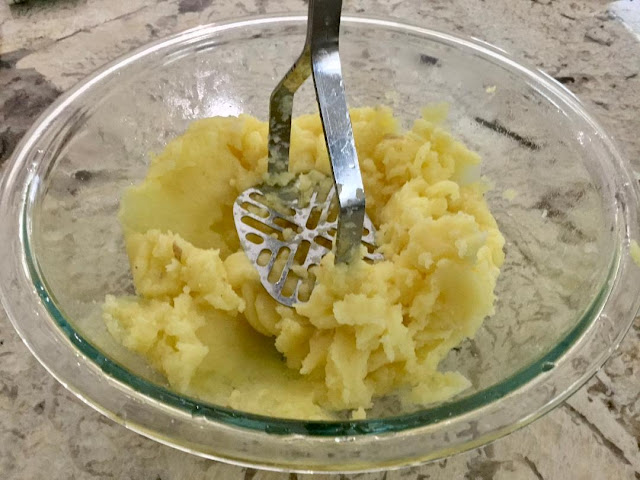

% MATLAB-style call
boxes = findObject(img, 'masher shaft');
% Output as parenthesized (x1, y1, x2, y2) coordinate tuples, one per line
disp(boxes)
(267, 0, 366, 264)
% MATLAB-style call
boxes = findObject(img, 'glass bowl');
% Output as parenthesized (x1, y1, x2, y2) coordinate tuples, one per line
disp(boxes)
(1, 14, 640, 473)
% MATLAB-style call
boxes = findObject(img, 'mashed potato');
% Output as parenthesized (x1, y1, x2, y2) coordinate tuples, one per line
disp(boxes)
(103, 105, 505, 419)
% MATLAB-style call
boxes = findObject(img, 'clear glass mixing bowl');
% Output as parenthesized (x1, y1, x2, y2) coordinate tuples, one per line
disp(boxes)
(1, 14, 640, 472)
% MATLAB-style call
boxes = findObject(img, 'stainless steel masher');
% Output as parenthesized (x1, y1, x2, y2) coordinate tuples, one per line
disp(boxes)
(233, 0, 381, 307)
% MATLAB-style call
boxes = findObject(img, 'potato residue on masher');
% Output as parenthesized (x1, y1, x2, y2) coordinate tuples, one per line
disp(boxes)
(103, 105, 505, 419)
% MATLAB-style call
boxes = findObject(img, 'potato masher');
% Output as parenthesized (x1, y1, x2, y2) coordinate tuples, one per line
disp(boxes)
(233, 0, 381, 307)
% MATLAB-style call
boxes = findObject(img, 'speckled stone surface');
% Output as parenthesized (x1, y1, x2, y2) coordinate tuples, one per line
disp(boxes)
(1, 1, 640, 479)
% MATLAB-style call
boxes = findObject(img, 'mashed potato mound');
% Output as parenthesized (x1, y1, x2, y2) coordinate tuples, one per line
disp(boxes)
(103, 105, 505, 419)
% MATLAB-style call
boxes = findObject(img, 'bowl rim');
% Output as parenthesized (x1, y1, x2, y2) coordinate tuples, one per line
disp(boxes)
(2, 12, 640, 472)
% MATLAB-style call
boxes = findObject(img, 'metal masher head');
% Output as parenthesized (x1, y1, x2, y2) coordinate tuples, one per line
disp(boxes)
(234, 181, 381, 307)
(233, 0, 381, 306)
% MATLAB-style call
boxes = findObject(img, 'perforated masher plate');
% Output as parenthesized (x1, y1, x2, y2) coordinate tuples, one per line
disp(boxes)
(234, 186, 381, 306)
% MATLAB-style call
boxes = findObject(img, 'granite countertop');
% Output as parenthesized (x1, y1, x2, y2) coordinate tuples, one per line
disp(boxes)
(1, 0, 640, 478)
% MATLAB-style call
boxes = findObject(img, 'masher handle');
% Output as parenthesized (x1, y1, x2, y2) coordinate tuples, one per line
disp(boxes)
(267, 0, 365, 263)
